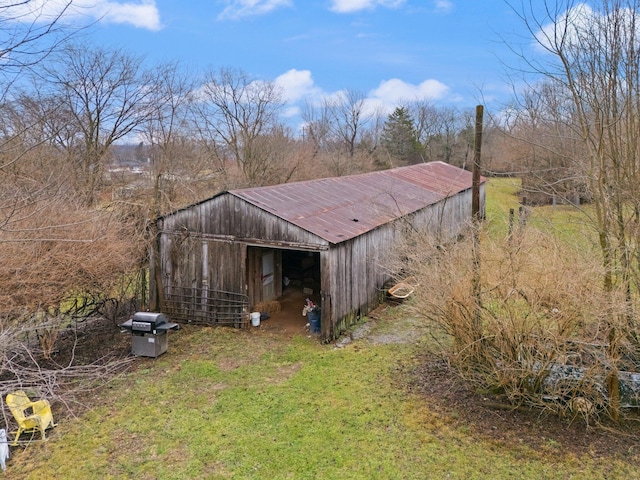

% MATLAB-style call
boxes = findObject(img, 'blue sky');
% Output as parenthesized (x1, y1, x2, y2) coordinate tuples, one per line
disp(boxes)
(8, 1, 540, 126)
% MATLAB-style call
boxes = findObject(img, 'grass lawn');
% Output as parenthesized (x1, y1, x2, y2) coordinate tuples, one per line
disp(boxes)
(9, 316, 640, 479)
(7, 179, 640, 479)
(485, 177, 598, 249)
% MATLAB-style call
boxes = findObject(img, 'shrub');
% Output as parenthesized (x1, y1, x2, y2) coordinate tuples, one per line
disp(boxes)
(392, 223, 638, 422)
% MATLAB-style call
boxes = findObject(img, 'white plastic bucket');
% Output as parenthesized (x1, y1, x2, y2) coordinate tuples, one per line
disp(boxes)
(251, 312, 261, 327)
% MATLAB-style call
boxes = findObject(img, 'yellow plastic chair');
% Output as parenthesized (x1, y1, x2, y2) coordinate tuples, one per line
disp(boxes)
(6, 391, 56, 445)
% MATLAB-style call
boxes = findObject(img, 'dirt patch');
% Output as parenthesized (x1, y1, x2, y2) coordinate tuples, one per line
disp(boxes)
(254, 287, 319, 337)
(49, 316, 132, 365)
(265, 362, 304, 385)
(335, 302, 423, 347)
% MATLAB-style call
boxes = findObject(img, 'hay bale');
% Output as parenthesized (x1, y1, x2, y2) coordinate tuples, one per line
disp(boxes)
(253, 300, 281, 314)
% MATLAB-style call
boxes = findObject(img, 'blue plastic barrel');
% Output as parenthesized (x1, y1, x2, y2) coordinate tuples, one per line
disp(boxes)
(307, 311, 321, 333)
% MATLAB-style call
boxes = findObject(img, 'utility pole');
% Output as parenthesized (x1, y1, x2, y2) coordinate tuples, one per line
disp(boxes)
(471, 105, 483, 344)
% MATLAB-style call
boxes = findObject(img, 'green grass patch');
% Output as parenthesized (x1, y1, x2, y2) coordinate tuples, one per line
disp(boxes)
(485, 177, 599, 255)
(485, 177, 522, 217)
(9, 321, 639, 479)
(484, 177, 522, 237)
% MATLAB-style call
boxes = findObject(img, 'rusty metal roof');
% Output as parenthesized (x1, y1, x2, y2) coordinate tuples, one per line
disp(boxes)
(231, 161, 482, 244)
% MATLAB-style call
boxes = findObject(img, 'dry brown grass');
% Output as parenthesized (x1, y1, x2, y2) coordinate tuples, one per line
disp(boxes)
(390, 223, 640, 423)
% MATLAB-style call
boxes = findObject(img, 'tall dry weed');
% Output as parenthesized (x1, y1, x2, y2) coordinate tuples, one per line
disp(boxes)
(392, 224, 638, 422)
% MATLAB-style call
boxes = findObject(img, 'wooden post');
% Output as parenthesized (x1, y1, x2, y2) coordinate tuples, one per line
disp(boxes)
(509, 208, 515, 236)
(471, 105, 484, 345)
(472, 105, 483, 222)
(149, 219, 165, 312)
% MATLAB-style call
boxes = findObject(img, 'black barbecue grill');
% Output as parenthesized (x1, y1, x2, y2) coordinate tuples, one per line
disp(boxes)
(120, 312, 179, 358)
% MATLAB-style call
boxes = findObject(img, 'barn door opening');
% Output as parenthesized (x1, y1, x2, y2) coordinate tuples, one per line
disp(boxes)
(274, 250, 322, 333)
(247, 247, 323, 335)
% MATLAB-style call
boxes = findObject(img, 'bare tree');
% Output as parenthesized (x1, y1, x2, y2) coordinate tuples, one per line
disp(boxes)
(0, 1, 77, 101)
(36, 43, 154, 204)
(411, 100, 440, 160)
(510, 0, 640, 319)
(190, 67, 289, 185)
(0, 2, 83, 271)
(135, 62, 199, 311)
(501, 80, 586, 203)
(326, 89, 371, 160)
(0, 0, 79, 226)
(410, 102, 472, 166)
(301, 98, 332, 157)
(0, 4, 147, 412)
(301, 89, 377, 176)
(138, 61, 199, 211)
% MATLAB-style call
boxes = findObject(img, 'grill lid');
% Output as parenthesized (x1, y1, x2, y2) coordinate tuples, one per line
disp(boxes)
(133, 312, 167, 324)
(120, 312, 179, 333)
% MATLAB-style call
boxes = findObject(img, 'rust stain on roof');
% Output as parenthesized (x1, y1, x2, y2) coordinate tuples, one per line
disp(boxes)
(230, 161, 482, 244)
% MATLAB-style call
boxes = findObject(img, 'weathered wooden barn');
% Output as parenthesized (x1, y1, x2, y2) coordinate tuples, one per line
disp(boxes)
(150, 161, 486, 341)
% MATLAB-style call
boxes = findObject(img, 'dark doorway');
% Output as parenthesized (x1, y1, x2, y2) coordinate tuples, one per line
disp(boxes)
(253, 250, 321, 336)
(281, 250, 320, 295)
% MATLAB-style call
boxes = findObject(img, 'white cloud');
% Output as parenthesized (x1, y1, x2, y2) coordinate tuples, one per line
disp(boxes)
(329, 0, 405, 14)
(217, 0, 293, 20)
(272, 68, 455, 130)
(281, 105, 301, 118)
(0, 0, 162, 31)
(94, 1, 162, 30)
(274, 69, 322, 103)
(533, 3, 640, 53)
(370, 78, 450, 106)
(434, 0, 453, 14)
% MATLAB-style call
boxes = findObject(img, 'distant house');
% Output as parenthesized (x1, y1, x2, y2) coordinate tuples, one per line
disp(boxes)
(150, 161, 486, 341)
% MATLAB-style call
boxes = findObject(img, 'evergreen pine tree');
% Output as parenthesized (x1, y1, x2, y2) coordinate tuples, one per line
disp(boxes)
(380, 106, 424, 165)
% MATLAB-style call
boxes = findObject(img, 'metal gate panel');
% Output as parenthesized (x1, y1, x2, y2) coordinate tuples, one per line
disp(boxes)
(163, 287, 249, 327)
